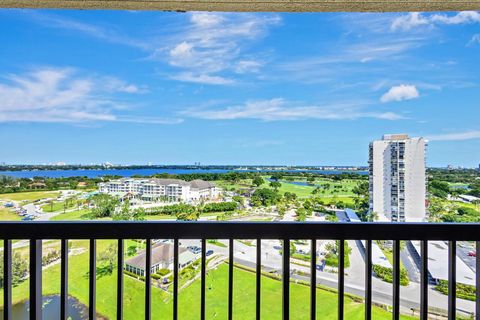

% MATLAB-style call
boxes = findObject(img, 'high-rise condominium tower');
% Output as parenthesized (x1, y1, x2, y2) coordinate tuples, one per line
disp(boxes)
(368, 134, 427, 222)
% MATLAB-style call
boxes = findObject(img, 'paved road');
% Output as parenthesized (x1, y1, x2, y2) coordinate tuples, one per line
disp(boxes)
(458, 241, 477, 272)
(190, 237, 476, 317)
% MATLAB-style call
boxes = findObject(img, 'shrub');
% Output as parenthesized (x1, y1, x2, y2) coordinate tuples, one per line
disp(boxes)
(201, 202, 237, 213)
(157, 268, 171, 276)
(436, 280, 475, 301)
(324, 241, 351, 268)
(372, 265, 409, 286)
(251, 188, 281, 206)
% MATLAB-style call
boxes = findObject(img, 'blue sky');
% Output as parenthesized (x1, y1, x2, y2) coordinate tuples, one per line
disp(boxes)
(0, 10, 479, 167)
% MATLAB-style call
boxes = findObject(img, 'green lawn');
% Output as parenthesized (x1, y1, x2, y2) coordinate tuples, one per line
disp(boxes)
(0, 191, 60, 203)
(316, 196, 356, 207)
(41, 200, 79, 213)
(0, 239, 414, 320)
(271, 183, 316, 198)
(213, 179, 254, 191)
(49, 209, 91, 221)
(0, 208, 21, 221)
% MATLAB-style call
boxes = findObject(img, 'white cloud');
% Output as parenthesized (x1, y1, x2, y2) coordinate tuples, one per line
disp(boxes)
(234, 60, 263, 74)
(380, 84, 419, 103)
(391, 11, 480, 31)
(430, 11, 480, 25)
(181, 98, 404, 121)
(468, 34, 480, 46)
(170, 73, 234, 85)
(102, 77, 149, 94)
(426, 131, 480, 141)
(190, 12, 224, 28)
(0, 68, 177, 124)
(159, 12, 280, 85)
(391, 13, 430, 31)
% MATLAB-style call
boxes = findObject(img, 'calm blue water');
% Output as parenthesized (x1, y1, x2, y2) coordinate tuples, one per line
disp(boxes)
(0, 168, 367, 178)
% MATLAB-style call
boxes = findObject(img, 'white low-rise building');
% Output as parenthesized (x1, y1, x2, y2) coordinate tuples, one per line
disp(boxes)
(98, 178, 220, 203)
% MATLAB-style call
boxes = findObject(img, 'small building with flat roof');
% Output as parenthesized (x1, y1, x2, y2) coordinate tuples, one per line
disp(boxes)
(125, 243, 192, 276)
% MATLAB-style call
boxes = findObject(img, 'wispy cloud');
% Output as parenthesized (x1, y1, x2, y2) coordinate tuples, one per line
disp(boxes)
(154, 12, 280, 85)
(181, 98, 404, 121)
(0, 67, 179, 124)
(169, 72, 234, 85)
(275, 25, 425, 86)
(468, 34, 480, 46)
(426, 130, 480, 141)
(18, 11, 279, 86)
(19, 10, 150, 50)
(391, 11, 480, 31)
(380, 84, 420, 103)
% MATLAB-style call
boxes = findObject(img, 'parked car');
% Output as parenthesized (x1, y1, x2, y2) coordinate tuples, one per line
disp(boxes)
(188, 246, 201, 254)
(22, 216, 35, 221)
(468, 251, 476, 257)
(206, 250, 214, 256)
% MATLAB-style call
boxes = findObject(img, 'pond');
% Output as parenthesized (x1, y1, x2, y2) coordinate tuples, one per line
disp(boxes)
(0, 295, 88, 320)
(266, 178, 318, 187)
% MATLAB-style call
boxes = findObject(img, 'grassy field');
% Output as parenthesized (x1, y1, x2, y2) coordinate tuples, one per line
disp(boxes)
(0, 239, 413, 320)
(49, 209, 92, 221)
(215, 176, 360, 201)
(0, 208, 21, 221)
(213, 179, 253, 191)
(0, 191, 60, 203)
(41, 200, 78, 213)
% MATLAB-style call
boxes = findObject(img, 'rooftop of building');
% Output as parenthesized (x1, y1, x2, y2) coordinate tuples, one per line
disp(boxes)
(126, 243, 188, 270)
(101, 178, 215, 189)
(382, 134, 410, 141)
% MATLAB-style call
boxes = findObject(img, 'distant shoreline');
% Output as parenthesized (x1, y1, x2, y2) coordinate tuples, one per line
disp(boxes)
(0, 167, 368, 179)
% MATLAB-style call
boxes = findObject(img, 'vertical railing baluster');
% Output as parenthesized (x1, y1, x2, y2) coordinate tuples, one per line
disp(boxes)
(420, 240, 428, 320)
(475, 241, 480, 319)
(283, 238, 290, 320)
(256, 238, 261, 320)
(173, 238, 179, 320)
(393, 240, 400, 320)
(89, 239, 96, 320)
(201, 238, 206, 320)
(365, 240, 372, 320)
(476, 241, 479, 320)
(29, 239, 42, 320)
(117, 239, 124, 320)
(61, 239, 68, 320)
(448, 241, 456, 320)
(338, 239, 344, 320)
(228, 238, 234, 320)
(3, 239, 12, 320)
(310, 239, 316, 320)
(145, 239, 152, 320)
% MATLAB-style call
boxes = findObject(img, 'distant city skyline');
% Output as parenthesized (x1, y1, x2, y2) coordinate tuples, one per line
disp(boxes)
(0, 10, 479, 167)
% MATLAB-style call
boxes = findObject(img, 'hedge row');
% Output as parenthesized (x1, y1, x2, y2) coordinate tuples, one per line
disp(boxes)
(147, 202, 237, 216)
(372, 265, 409, 286)
(436, 280, 475, 301)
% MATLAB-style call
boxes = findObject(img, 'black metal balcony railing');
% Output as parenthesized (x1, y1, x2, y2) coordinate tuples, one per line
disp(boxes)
(1, 221, 480, 320)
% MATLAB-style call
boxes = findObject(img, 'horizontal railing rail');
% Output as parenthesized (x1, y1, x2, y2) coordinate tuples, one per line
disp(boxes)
(1, 221, 479, 320)
(1, 221, 480, 240)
